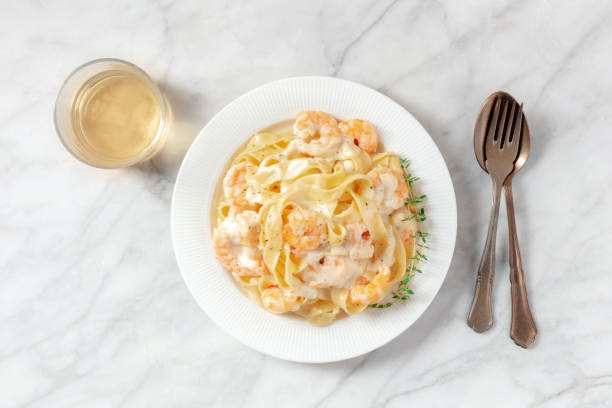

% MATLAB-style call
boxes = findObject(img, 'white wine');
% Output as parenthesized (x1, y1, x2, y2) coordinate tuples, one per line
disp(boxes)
(55, 59, 168, 168)
(70, 71, 161, 163)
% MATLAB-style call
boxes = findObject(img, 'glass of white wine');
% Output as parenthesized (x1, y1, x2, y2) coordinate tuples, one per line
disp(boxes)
(55, 58, 170, 168)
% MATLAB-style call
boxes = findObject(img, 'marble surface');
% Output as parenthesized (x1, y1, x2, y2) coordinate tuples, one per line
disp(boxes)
(2, 0, 612, 406)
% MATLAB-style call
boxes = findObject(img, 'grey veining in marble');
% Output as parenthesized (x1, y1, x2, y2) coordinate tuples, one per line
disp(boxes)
(1, 0, 612, 406)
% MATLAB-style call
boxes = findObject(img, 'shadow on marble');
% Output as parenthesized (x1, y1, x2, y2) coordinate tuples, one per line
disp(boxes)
(512, 107, 550, 258)
(134, 81, 208, 181)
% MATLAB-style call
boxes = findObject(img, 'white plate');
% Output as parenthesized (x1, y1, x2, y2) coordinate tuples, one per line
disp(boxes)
(171, 77, 456, 363)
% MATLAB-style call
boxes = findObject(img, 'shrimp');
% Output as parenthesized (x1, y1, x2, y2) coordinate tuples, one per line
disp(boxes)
(294, 111, 341, 142)
(339, 119, 378, 154)
(223, 162, 256, 207)
(367, 167, 409, 213)
(213, 210, 264, 277)
(293, 111, 342, 156)
(261, 285, 302, 313)
(390, 208, 418, 249)
(348, 264, 391, 305)
(346, 222, 374, 260)
(282, 208, 328, 251)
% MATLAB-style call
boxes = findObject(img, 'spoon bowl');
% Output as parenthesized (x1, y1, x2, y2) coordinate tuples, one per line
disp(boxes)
(474, 91, 531, 178)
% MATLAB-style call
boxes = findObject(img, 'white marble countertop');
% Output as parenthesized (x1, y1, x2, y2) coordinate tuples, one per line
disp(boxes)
(2, 1, 612, 406)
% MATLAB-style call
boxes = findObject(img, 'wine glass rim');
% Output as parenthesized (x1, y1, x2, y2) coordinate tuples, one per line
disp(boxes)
(53, 58, 168, 169)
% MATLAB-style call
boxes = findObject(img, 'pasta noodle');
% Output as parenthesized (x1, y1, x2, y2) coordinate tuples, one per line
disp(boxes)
(212, 111, 421, 325)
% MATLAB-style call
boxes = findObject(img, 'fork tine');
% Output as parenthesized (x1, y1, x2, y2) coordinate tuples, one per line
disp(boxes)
(507, 103, 523, 158)
(495, 99, 509, 146)
(511, 103, 523, 144)
(502, 102, 516, 148)
(487, 97, 501, 144)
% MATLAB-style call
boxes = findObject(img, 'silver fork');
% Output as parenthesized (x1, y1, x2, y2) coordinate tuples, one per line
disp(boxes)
(468, 97, 523, 333)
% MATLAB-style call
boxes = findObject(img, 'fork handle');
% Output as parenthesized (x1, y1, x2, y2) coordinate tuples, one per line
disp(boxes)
(504, 182, 538, 347)
(468, 179, 502, 333)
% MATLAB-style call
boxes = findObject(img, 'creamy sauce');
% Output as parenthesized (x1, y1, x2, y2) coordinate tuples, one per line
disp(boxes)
(245, 185, 263, 204)
(348, 238, 374, 259)
(237, 251, 260, 269)
(299, 249, 365, 289)
(342, 160, 355, 173)
(379, 227, 397, 267)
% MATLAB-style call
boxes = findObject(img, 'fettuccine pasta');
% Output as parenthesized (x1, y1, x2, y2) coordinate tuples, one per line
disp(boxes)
(212, 111, 421, 325)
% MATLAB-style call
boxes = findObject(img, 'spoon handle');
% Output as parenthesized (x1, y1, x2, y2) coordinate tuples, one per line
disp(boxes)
(468, 179, 502, 332)
(504, 182, 537, 347)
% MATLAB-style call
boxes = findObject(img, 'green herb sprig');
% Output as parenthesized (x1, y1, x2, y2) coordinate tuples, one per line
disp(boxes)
(369, 156, 428, 309)
(406, 194, 427, 205)
(409, 249, 428, 262)
(411, 231, 429, 243)
(402, 207, 426, 223)
(409, 265, 423, 274)
(400, 158, 419, 187)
